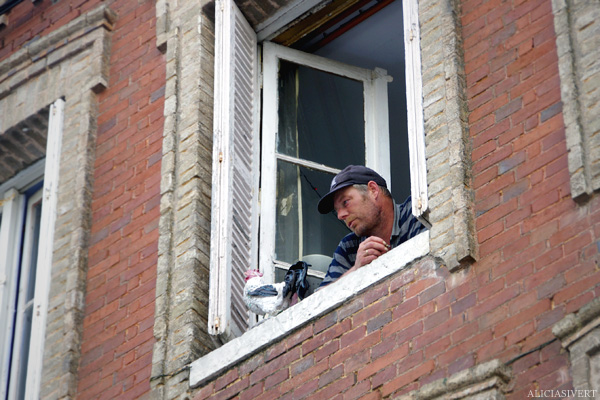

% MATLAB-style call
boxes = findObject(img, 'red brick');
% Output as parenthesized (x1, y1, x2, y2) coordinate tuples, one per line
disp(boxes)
(215, 369, 239, 392)
(265, 369, 289, 390)
(476, 336, 505, 362)
(476, 173, 516, 206)
(473, 146, 512, 175)
(290, 379, 319, 399)
(329, 331, 381, 368)
(240, 382, 264, 400)
(554, 273, 600, 305)
(342, 379, 370, 400)
(309, 375, 354, 400)
(250, 346, 302, 386)
(381, 360, 435, 397)
(315, 340, 339, 363)
(357, 343, 408, 381)
(340, 325, 367, 349)
(413, 315, 463, 350)
(343, 349, 370, 375)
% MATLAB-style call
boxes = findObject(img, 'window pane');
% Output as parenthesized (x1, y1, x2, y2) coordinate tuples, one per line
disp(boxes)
(16, 304, 33, 399)
(313, 0, 410, 201)
(277, 60, 365, 169)
(275, 160, 350, 264)
(25, 201, 42, 302)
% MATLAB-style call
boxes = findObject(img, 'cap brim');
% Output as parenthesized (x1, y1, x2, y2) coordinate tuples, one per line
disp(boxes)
(317, 182, 354, 214)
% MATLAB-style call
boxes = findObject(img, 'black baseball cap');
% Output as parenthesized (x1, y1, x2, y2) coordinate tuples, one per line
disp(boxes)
(317, 165, 387, 214)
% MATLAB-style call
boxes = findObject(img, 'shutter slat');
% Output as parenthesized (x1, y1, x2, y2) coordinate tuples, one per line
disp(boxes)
(209, 0, 259, 339)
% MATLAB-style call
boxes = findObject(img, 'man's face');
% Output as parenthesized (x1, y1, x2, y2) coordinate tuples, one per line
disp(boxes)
(333, 185, 382, 237)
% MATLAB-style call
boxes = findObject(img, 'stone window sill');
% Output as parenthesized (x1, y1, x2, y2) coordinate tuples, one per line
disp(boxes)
(190, 230, 430, 388)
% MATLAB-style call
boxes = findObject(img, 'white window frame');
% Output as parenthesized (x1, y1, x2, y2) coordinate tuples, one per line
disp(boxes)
(209, 0, 428, 339)
(403, 0, 428, 221)
(0, 188, 26, 400)
(0, 98, 63, 400)
(7, 187, 43, 400)
(259, 41, 392, 282)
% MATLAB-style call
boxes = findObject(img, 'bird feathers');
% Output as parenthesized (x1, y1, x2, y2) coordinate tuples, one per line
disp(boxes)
(243, 261, 310, 317)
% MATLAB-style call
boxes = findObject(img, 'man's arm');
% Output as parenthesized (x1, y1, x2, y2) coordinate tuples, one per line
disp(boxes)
(318, 234, 358, 288)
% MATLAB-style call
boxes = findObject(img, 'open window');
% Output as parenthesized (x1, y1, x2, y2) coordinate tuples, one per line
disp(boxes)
(209, 0, 427, 339)
(259, 41, 392, 291)
(0, 99, 63, 399)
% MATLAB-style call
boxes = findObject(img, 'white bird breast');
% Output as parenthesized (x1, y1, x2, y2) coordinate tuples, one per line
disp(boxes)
(243, 277, 290, 316)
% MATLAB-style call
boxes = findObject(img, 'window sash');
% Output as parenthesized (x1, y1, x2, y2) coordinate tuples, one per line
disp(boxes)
(0, 189, 25, 400)
(7, 188, 42, 400)
(260, 41, 392, 283)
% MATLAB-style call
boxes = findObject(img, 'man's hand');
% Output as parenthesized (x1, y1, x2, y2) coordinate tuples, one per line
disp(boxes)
(350, 236, 390, 273)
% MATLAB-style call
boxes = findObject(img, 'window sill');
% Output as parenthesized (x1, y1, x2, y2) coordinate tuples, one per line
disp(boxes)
(189, 230, 430, 388)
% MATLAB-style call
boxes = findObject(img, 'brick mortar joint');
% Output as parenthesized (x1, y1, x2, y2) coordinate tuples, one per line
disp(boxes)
(154, 19, 210, 392)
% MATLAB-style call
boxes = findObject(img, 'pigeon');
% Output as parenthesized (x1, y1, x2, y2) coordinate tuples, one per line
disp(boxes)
(243, 261, 309, 317)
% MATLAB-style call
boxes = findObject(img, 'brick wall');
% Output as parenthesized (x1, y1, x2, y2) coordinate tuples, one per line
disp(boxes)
(3, 0, 599, 397)
(1, 0, 163, 398)
(77, 0, 164, 398)
(189, 0, 600, 398)
(0, 0, 103, 60)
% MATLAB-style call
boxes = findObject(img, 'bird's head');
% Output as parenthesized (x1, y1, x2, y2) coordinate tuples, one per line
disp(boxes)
(244, 269, 263, 281)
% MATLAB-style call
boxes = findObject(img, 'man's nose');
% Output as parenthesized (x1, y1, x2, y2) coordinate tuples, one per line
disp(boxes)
(337, 208, 348, 220)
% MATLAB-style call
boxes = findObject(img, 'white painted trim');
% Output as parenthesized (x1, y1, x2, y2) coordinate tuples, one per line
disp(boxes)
(0, 159, 45, 199)
(259, 42, 279, 284)
(24, 98, 64, 400)
(209, 0, 259, 338)
(263, 41, 373, 82)
(190, 230, 430, 388)
(365, 67, 393, 188)
(209, 0, 236, 338)
(0, 189, 26, 400)
(403, 0, 428, 217)
(8, 188, 42, 400)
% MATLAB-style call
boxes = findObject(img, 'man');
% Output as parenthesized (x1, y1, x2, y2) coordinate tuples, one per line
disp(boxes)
(317, 165, 427, 288)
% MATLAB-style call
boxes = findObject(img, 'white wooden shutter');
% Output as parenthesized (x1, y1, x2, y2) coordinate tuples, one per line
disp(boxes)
(403, 0, 428, 219)
(25, 98, 64, 400)
(209, 0, 259, 339)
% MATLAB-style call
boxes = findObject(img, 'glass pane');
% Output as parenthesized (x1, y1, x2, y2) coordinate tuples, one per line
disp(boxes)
(277, 60, 365, 169)
(313, 0, 410, 201)
(16, 304, 33, 399)
(26, 201, 42, 302)
(275, 160, 351, 265)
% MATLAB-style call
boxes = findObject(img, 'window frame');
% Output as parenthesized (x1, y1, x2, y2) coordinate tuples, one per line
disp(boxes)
(7, 185, 43, 400)
(259, 41, 393, 283)
(209, 0, 428, 339)
(0, 98, 63, 400)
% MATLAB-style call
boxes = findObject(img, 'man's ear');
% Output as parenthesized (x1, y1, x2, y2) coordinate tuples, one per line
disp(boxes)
(367, 181, 380, 199)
